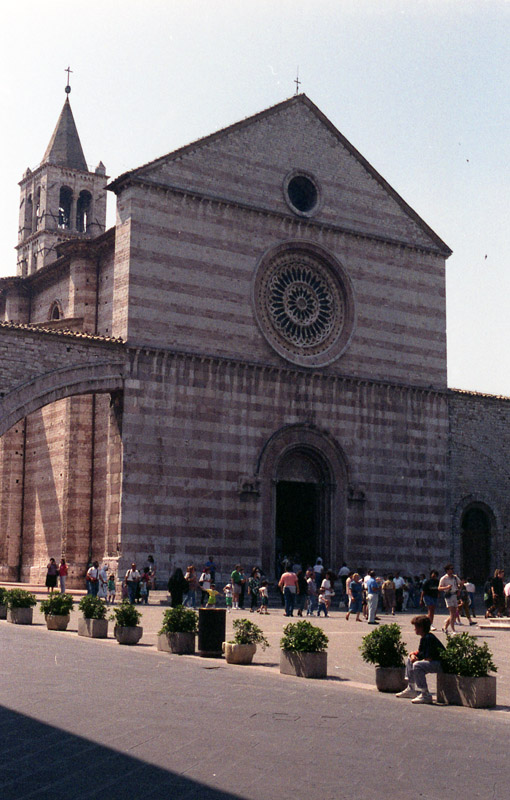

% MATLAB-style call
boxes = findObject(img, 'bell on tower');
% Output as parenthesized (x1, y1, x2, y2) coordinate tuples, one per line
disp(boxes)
(16, 69, 107, 275)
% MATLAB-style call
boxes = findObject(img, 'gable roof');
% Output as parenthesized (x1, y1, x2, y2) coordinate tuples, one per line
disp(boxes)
(42, 97, 88, 171)
(108, 94, 451, 256)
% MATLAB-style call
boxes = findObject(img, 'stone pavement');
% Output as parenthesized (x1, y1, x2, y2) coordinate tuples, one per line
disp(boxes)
(1, 596, 509, 799)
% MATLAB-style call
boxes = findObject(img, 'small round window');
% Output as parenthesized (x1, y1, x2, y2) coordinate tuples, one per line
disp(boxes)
(284, 171, 320, 217)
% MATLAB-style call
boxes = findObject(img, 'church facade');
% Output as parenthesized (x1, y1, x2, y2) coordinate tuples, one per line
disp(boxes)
(1, 91, 509, 587)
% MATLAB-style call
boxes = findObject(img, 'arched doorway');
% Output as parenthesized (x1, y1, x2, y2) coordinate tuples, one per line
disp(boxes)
(461, 505, 491, 585)
(275, 448, 329, 573)
(256, 424, 348, 578)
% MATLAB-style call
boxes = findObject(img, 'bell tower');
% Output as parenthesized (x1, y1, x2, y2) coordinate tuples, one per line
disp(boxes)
(16, 75, 107, 276)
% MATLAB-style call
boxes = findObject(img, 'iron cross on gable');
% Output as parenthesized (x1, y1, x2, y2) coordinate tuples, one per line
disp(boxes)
(294, 68, 301, 95)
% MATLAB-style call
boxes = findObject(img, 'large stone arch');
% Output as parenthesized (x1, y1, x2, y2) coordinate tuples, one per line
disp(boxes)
(0, 361, 126, 438)
(256, 423, 349, 576)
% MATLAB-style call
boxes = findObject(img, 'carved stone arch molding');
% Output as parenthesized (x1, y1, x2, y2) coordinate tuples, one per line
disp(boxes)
(255, 424, 349, 577)
(451, 494, 500, 581)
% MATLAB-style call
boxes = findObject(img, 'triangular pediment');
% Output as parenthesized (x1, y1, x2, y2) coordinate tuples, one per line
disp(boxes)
(110, 95, 450, 255)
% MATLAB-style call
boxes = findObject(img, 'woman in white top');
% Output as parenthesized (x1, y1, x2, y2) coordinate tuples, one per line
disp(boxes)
(320, 570, 335, 611)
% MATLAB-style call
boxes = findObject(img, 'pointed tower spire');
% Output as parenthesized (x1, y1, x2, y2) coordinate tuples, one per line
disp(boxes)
(42, 95, 88, 171)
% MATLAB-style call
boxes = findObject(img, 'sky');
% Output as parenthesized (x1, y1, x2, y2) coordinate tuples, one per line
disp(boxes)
(0, 0, 509, 394)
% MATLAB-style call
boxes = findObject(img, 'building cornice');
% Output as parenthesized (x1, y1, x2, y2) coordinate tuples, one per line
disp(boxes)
(115, 176, 449, 259)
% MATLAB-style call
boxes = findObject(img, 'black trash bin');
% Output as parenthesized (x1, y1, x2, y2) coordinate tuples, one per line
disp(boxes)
(198, 608, 226, 657)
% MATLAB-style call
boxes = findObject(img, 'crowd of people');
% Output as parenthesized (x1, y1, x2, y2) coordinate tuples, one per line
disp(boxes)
(46, 554, 510, 626)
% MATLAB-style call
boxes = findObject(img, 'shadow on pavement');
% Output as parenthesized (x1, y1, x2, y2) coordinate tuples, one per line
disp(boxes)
(0, 706, 244, 800)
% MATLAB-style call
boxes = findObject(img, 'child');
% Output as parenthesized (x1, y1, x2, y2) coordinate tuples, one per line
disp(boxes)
(396, 615, 445, 704)
(205, 583, 222, 607)
(107, 573, 116, 605)
(317, 588, 328, 617)
(223, 582, 233, 612)
(259, 580, 270, 614)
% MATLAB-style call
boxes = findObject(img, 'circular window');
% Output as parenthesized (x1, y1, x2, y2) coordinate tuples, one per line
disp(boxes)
(253, 243, 354, 368)
(284, 171, 320, 217)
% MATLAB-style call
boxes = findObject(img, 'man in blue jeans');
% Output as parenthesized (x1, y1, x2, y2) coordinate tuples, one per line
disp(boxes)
(125, 563, 140, 604)
(366, 570, 380, 624)
(279, 568, 299, 616)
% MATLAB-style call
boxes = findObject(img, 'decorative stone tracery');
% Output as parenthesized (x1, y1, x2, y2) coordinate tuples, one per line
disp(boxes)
(253, 241, 355, 368)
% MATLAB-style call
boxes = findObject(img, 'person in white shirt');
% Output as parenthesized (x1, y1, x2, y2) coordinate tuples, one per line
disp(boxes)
(125, 563, 141, 604)
(438, 564, 460, 634)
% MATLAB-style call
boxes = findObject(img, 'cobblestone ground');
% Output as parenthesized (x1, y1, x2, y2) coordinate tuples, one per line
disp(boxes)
(1, 593, 509, 799)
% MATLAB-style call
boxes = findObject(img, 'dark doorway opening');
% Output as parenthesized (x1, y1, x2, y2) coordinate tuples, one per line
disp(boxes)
(275, 481, 320, 573)
(461, 507, 491, 586)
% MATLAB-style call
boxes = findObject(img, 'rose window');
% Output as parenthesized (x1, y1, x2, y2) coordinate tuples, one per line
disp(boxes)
(253, 246, 353, 368)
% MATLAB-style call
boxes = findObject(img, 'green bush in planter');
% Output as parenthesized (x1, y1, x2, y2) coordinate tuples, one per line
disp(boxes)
(359, 623, 407, 668)
(78, 595, 107, 620)
(0, 587, 8, 605)
(280, 620, 328, 653)
(159, 605, 198, 634)
(230, 618, 269, 650)
(110, 601, 142, 627)
(440, 632, 497, 678)
(6, 589, 37, 609)
(40, 592, 74, 616)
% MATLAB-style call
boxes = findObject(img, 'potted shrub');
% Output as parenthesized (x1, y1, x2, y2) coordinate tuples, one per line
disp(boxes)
(40, 592, 74, 631)
(5, 589, 37, 625)
(78, 595, 108, 638)
(158, 605, 198, 654)
(359, 623, 407, 692)
(224, 618, 270, 664)
(0, 587, 8, 620)
(437, 632, 497, 708)
(110, 601, 143, 645)
(280, 620, 328, 678)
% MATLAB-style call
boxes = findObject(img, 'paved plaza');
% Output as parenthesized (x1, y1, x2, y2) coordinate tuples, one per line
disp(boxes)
(1, 594, 509, 799)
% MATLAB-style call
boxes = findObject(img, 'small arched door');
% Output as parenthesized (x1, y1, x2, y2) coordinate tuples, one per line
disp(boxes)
(461, 506, 491, 585)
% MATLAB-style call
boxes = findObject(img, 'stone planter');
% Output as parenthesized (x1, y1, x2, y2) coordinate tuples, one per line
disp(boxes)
(45, 614, 70, 631)
(224, 642, 257, 665)
(157, 632, 196, 655)
(0, 604, 7, 620)
(78, 617, 108, 638)
(280, 650, 327, 679)
(375, 666, 406, 693)
(7, 607, 33, 625)
(436, 673, 496, 708)
(115, 625, 143, 645)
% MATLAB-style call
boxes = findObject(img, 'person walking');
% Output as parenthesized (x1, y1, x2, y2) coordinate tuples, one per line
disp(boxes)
(345, 572, 363, 622)
(45, 558, 58, 594)
(420, 570, 439, 629)
(438, 564, 460, 634)
(279, 567, 299, 617)
(168, 567, 187, 607)
(125, 563, 140, 604)
(86, 561, 100, 597)
(366, 570, 380, 624)
(184, 565, 198, 607)
(58, 558, 68, 593)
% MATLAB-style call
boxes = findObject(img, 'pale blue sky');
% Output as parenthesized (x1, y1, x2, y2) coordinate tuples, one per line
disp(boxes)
(1, 0, 508, 393)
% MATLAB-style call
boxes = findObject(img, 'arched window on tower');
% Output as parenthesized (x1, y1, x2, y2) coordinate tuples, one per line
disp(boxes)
(58, 186, 73, 229)
(49, 301, 62, 321)
(76, 190, 92, 232)
(25, 194, 33, 235)
(35, 186, 42, 229)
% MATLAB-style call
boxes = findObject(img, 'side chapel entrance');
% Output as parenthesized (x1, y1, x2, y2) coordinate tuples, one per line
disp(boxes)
(461, 505, 492, 586)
